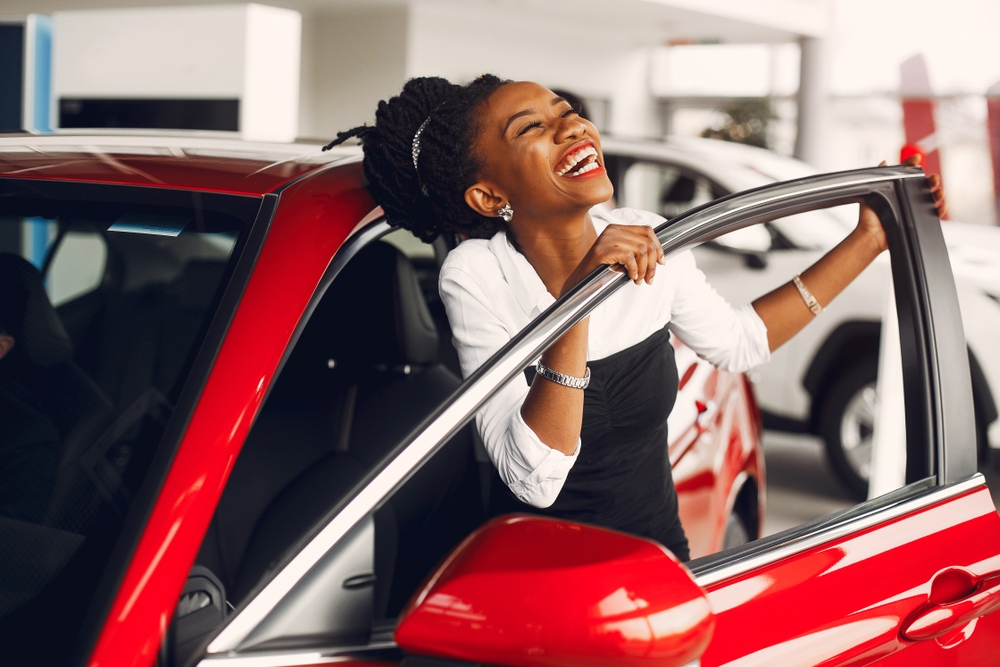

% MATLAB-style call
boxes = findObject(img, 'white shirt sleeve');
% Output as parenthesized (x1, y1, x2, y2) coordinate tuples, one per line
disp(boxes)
(667, 249, 771, 373)
(439, 258, 579, 509)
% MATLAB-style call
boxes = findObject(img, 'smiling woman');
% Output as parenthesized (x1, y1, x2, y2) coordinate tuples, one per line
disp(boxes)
(324, 75, 946, 563)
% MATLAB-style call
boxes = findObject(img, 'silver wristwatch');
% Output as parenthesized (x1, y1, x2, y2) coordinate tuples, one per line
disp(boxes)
(535, 361, 591, 389)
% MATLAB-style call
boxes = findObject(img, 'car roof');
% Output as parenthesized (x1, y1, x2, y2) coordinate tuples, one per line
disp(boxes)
(0, 131, 362, 195)
(601, 135, 819, 193)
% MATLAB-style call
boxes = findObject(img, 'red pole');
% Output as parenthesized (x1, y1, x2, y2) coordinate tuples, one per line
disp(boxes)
(987, 84, 1000, 225)
(900, 55, 946, 218)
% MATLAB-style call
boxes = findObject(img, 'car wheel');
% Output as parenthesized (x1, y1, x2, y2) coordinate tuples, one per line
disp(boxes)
(819, 355, 878, 501)
(722, 511, 751, 550)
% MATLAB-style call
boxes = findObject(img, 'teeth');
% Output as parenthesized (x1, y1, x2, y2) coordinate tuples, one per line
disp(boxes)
(567, 159, 600, 176)
(556, 145, 598, 176)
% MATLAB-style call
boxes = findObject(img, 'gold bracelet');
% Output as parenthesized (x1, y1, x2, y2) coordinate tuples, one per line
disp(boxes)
(792, 274, 823, 316)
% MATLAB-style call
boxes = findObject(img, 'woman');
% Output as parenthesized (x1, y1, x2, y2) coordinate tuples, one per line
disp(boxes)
(325, 75, 946, 561)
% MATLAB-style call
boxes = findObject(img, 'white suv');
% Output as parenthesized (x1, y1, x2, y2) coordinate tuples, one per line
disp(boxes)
(603, 136, 1000, 499)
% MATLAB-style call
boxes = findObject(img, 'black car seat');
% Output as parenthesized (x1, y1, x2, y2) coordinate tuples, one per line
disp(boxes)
(0, 254, 117, 533)
(68, 257, 227, 411)
(198, 241, 479, 621)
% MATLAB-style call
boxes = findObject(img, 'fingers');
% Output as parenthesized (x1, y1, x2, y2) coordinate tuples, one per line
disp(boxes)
(641, 226, 661, 284)
(925, 173, 948, 217)
(590, 225, 665, 285)
(622, 253, 640, 284)
(644, 240, 659, 284)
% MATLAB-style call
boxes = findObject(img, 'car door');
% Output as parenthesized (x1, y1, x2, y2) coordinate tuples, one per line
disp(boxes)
(193, 165, 1000, 667)
(686, 170, 1000, 665)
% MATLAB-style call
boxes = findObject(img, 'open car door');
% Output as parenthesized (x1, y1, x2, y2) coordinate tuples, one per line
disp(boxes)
(196, 166, 1000, 667)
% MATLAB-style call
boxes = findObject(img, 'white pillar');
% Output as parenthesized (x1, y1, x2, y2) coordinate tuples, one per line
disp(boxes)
(869, 274, 907, 499)
(609, 48, 658, 139)
(794, 36, 830, 168)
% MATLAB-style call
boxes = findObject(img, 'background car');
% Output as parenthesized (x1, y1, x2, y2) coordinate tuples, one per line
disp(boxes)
(602, 135, 1000, 498)
(0, 132, 762, 666)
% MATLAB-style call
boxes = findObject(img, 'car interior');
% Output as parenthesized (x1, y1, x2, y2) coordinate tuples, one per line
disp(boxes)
(0, 203, 245, 664)
(192, 234, 490, 652)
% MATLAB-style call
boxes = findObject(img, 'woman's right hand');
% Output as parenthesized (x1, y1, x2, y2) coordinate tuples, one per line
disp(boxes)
(563, 224, 664, 295)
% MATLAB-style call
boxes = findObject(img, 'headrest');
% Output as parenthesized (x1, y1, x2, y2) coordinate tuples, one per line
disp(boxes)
(289, 241, 439, 380)
(662, 175, 696, 204)
(0, 254, 74, 367)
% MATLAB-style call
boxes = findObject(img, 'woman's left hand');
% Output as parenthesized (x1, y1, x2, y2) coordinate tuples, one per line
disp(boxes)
(856, 154, 948, 254)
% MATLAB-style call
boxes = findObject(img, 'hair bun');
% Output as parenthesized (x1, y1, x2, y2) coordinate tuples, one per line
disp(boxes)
(328, 74, 509, 242)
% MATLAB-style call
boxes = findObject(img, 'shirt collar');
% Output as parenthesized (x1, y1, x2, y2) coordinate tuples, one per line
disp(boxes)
(487, 231, 555, 318)
(486, 210, 615, 319)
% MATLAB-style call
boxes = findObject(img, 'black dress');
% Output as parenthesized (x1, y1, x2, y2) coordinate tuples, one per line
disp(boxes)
(495, 326, 690, 562)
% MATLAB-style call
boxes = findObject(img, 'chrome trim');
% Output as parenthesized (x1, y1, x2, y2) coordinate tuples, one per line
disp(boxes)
(208, 166, 928, 653)
(694, 473, 985, 587)
(652, 166, 922, 258)
(198, 642, 395, 667)
(199, 653, 347, 666)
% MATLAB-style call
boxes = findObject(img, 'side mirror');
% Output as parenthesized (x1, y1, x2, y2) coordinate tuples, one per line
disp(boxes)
(395, 516, 714, 667)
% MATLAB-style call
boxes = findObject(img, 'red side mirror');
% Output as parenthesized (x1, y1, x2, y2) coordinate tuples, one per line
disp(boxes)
(395, 515, 715, 667)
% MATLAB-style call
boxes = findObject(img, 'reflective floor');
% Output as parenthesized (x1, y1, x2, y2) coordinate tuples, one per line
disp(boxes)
(762, 430, 1000, 538)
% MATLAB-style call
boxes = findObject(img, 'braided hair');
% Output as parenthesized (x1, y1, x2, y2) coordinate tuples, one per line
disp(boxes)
(324, 75, 510, 242)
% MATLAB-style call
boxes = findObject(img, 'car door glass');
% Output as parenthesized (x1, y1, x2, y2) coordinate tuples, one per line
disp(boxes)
(769, 204, 858, 250)
(620, 160, 768, 254)
(0, 188, 254, 664)
(620, 161, 716, 220)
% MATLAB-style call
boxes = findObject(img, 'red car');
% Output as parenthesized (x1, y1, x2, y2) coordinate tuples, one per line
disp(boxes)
(0, 133, 760, 667)
(0, 133, 996, 667)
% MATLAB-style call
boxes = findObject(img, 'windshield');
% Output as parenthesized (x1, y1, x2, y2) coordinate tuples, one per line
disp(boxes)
(0, 181, 259, 663)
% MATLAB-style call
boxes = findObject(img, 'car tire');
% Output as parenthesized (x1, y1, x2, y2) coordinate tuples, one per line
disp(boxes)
(819, 353, 992, 499)
(722, 511, 751, 550)
(819, 354, 878, 501)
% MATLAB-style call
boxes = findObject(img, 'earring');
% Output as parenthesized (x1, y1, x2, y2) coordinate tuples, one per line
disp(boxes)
(497, 203, 514, 223)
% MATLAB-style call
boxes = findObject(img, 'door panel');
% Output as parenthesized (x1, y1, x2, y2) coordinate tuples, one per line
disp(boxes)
(700, 482, 1000, 666)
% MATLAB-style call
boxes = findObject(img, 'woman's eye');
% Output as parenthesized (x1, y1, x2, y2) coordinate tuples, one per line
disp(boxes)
(517, 121, 543, 136)
(561, 107, 579, 118)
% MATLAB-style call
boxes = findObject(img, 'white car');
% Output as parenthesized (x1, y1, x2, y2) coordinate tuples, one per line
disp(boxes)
(603, 136, 1000, 499)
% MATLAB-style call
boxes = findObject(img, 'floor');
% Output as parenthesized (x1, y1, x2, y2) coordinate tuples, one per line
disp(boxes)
(761, 430, 1000, 538)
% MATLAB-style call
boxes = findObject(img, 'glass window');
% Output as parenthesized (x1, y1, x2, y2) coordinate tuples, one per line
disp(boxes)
(620, 162, 718, 220)
(0, 184, 257, 663)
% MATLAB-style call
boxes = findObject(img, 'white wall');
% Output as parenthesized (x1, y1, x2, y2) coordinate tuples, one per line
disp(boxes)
(53, 5, 248, 99)
(406, 0, 665, 138)
(52, 4, 301, 141)
(297, 4, 408, 141)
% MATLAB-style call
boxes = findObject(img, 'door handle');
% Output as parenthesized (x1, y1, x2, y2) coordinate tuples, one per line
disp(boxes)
(900, 569, 1000, 642)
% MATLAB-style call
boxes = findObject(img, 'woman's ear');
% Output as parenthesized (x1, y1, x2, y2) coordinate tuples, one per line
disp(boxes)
(465, 181, 506, 218)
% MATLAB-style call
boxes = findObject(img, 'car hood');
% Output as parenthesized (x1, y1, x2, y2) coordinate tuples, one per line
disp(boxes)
(940, 221, 1000, 297)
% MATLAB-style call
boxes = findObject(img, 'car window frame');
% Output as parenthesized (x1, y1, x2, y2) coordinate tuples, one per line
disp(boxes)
(199, 165, 978, 664)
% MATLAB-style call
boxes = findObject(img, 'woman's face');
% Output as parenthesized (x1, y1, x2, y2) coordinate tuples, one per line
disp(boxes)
(467, 81, 614, 221)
